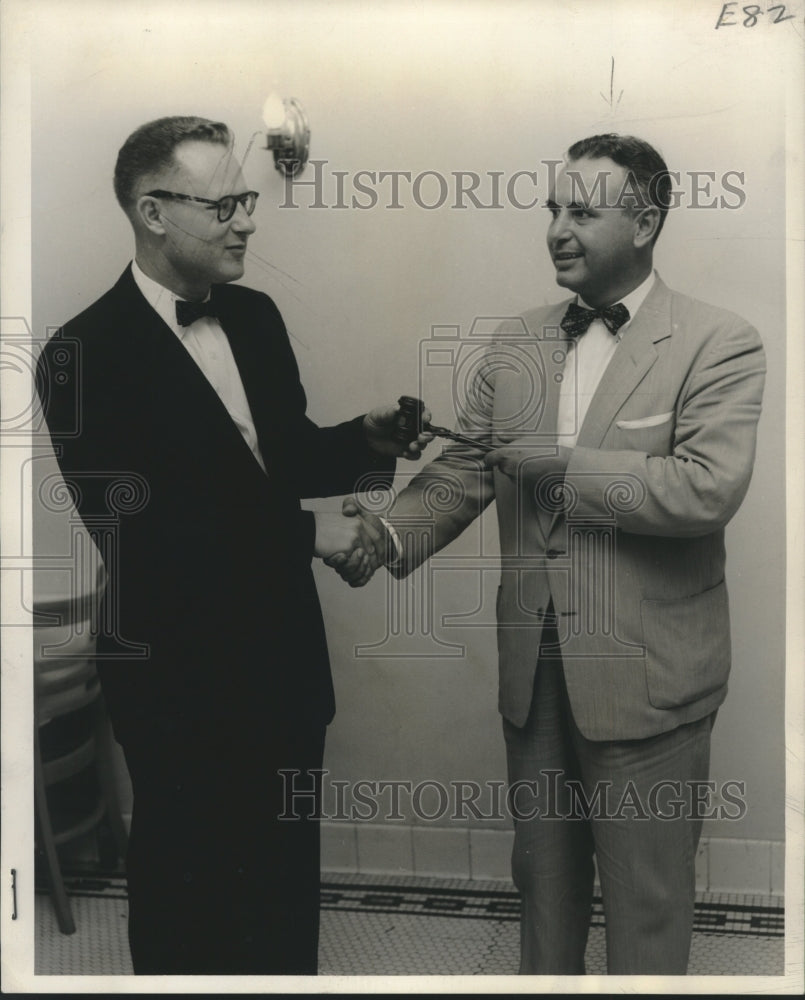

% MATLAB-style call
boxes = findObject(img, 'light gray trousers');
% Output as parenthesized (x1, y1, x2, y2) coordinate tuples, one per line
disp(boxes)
(504, 653, 713, 975)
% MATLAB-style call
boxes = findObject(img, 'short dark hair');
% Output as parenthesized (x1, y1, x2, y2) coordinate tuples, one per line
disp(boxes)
(566, 133, 673, 240)
(113, 116, 232, 211)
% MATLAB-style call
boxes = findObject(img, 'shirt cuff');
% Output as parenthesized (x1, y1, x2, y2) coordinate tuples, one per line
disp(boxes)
(379, 517, 403, 568)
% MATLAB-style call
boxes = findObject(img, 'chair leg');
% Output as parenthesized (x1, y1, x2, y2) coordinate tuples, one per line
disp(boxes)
(92, 700, 129, 861)
(34, 728, 76, 935)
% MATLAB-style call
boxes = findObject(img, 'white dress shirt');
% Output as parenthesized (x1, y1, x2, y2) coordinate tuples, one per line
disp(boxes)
(131, 260, 267, 474)
(556, 271, 656, 447)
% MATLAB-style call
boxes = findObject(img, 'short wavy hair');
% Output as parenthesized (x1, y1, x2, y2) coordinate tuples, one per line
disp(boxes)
(113, 116, 232, 211)
(566, 133, 673, 241)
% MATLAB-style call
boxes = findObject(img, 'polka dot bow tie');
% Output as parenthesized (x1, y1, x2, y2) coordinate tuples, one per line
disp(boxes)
(176, 298, 217, 327)
(560, 301, 630, 338)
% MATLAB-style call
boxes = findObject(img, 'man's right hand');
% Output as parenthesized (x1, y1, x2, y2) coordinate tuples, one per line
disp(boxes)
(319, 497, 390, 587)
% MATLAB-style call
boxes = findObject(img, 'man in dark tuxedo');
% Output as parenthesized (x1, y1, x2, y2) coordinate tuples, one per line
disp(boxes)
(36, 115, 429, 975)
(340, 134, 765, 973)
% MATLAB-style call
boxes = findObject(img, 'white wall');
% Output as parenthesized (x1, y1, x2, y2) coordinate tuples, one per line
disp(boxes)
(28, 0, 791, 852)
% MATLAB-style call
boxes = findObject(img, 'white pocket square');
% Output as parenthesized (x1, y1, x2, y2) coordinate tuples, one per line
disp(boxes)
(616, 411, 674, 430)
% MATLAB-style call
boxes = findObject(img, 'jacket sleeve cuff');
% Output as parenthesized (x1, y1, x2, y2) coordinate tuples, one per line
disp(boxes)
(299, 509, 317, 561)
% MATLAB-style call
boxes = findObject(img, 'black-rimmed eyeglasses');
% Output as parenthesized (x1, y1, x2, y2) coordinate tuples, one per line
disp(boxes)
(145, 189, 259, 223)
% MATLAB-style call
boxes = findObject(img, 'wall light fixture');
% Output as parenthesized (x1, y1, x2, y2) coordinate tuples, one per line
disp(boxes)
(261, 93, 310, 177)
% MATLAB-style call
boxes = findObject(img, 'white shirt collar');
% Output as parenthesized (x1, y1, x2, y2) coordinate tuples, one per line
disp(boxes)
(578, 269, 656, 335)
(131, 259, 211, 336)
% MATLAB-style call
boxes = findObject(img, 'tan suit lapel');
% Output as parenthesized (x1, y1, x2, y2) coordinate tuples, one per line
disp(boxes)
(576, 276, 673, 449)
(535, 353, 566, 544)
(547, 277, 673, 536)
(524, 302, 570, 441)
(524, 303, 572, 542)
(539, 339, 564, 441)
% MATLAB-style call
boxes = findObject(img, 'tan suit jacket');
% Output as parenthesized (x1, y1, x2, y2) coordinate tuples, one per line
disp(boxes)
(388, 277, 766, 739)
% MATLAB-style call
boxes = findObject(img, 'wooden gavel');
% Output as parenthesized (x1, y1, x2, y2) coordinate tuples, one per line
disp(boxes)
(394, 396, 493, 451)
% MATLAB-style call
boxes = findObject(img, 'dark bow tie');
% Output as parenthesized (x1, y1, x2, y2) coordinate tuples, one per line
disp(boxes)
(560, 301, 630, 338)
(176, 298, 216, 327)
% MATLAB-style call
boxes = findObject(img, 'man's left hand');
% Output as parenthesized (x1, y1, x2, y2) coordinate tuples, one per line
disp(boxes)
(485, 440, 572, 483)
(364, 403, 434, 460)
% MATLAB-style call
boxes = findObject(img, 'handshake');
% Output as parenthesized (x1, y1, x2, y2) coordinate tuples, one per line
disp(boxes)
(313, 497, 391, 588)
(308, 398, 434, 586)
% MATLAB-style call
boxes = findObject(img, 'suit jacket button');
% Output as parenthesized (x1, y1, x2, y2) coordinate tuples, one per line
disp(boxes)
(183, 872, 192, 883)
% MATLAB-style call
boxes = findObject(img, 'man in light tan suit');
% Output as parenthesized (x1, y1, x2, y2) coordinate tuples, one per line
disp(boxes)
(336, 134, 766, 974)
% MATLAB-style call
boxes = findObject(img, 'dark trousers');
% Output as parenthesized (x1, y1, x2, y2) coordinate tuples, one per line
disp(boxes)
(121, 715, 326, 975)
(504, 638, 713, 975)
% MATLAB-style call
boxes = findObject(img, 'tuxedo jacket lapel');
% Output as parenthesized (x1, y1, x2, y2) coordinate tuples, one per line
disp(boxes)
(112, 268, 270, 483)
(212, 287, 277, 467)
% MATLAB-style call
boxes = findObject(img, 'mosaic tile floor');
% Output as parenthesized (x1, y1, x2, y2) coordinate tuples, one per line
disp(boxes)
(33, 867, 785, 977)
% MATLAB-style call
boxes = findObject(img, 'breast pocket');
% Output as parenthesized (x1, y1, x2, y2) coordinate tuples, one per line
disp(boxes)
(611, 411, 675, 456)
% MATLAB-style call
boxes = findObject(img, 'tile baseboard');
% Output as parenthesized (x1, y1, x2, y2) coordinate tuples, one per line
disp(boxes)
(321, 822, 785, 895)
(117, 811, 785, 896)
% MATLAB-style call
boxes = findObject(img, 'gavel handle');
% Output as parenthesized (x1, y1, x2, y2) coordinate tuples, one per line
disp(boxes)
(427, 424, 496, 452)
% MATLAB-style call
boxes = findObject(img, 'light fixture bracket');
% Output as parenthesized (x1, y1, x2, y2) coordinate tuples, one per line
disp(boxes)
(264, 98, 310, 177)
